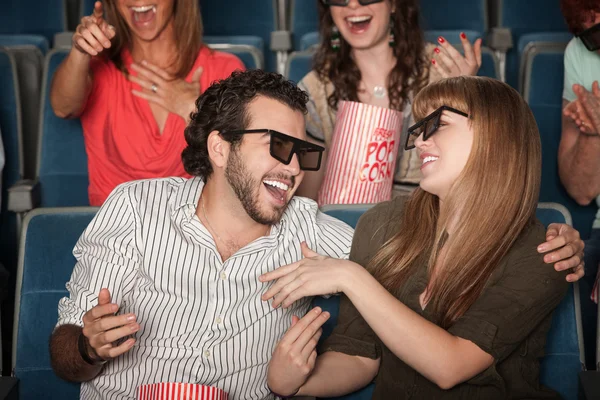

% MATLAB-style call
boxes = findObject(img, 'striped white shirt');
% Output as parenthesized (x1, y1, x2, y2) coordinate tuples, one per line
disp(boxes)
(56, 177, 354, 400)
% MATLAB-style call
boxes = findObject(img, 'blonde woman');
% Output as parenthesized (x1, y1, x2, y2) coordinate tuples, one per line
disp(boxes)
(262, 77, 576, 399)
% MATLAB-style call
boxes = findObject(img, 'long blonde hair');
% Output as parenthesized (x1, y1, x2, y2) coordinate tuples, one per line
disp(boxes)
(369, 76, 541, 328)
(103, 0, 203, 79)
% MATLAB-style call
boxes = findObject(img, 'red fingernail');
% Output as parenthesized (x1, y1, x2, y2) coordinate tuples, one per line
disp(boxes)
(431, 59, 436, 64)
(434, 47, 440, 54)
(438, 36, 445, 43)
(460, 32, 466, 39)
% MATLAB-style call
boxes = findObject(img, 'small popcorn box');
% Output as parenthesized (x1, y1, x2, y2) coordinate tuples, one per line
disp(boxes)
(318, 100, 403, 206)
(137, 382, 228, 400)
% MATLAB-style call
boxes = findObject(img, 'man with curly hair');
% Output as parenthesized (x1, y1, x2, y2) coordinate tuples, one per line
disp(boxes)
(48, 69, 354, 400)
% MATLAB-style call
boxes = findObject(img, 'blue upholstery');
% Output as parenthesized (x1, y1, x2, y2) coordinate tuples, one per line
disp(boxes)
(0, 50, 22, 276)
(300, 31, 320, 51)
(291, 0, 319, 51)
(420, 0, 487, 33)
(200, 0, 277, 71)
(524, 47, 597, 240)
(316, 203, 584, 400)
(285, 51, 313, 83)
(497, 0, 569, 87)
(38, 49, 89, 207)
(0, 35, 49, 55)
(13, 208, 97, 399)
(0, 0, 67, 44)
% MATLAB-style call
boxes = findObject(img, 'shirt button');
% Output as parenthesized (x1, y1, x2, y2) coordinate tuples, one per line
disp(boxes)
(220, 272, 227, 280)
(216, 316, 223, 324)
(204, 350, 211, 358)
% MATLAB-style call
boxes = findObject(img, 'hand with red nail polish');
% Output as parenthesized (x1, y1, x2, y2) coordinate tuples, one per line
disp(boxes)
(430, 33, 482, 81)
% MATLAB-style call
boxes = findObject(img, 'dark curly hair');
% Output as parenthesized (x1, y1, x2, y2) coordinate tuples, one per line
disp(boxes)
(560, 0, 600, 34)
(314, 0, 428, 111)
(182, 70, 309, 181)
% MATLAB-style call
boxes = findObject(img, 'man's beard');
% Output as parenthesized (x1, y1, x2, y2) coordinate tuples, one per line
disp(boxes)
(224, 148, 293, 225)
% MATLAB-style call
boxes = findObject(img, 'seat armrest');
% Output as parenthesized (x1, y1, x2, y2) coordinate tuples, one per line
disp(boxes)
(7, 179, 40, 213)
(487, 27, 513, 52)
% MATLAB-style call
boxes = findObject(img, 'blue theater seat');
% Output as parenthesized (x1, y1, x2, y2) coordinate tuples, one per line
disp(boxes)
(419, 0, 487, 34)
(494, 0, 570, 87)
(316, 202, 584, 400)
(522, 44, 597, 240)
(0, 0, 67, 44)
(37, 49, 89, 207)
(200, 0, 278, 71)
(13, 207, 97, 399)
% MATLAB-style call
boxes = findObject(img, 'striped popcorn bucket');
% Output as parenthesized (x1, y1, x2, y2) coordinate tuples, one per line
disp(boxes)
(138, 382, 228, 400)
(318, 101, 403, 206)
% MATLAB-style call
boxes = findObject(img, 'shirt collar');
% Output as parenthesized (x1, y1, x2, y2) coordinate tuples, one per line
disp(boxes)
(171, 177, 288, 239)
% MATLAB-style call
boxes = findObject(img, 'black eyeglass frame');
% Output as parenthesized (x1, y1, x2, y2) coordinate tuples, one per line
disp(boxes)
(577, 22, 600, 52)
(220, 129, 325, 171)
(321, 0, 384, 6)
(404, 106, 468, 150)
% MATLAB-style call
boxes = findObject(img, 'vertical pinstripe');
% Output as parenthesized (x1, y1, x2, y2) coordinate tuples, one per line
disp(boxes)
(56, 177, 354, 400)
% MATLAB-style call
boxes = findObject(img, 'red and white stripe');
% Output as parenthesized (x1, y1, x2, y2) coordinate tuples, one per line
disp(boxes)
(137, 383, 228, 400)
(318, 101, 403, 206)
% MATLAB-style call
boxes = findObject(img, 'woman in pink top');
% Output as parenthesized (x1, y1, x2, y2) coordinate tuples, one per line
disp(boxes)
(50, 0, 244, 205)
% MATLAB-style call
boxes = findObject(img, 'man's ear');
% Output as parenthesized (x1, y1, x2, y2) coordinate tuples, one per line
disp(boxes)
(207, 130, 229, 170)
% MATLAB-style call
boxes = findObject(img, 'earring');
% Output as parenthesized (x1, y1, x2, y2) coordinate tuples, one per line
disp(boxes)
(331, 25, 341, 51)
(388, 15, 395, 48)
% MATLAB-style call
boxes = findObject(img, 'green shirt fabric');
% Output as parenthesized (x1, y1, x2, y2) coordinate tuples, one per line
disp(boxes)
(321, 196, 569, 399)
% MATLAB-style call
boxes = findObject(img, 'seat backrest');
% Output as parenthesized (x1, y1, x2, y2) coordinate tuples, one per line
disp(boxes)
(420, 0, 487, 33)
(13, 207, 98, 399)
(290, 0, 320, 51)
(497, 0, 568, 38)
(0, 0, 67, 43)
(535, 203, 585, 400)
(0, 36, 47, 178)
(285, 50, 313, 83)
(0, 48, 23, 273)
(497, 0, 569, 87)
(523, 45, 597, 240)
(37, 48, 89, 207)
(200, 0, 277, 71)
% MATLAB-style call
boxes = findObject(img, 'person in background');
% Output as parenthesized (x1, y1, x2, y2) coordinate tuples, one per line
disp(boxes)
(296, 0, 482, 199)
(264, 76, 581, 399)
(558, 0, 600, 369)
(50, 0, 244, 206)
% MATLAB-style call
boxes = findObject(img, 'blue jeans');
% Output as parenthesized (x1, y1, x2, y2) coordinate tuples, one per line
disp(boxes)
(582, 229, 600, 369)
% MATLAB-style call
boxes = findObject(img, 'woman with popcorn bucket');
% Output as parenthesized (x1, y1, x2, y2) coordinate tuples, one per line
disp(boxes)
(262, 77, 575, 399)
(296, 0, 482, 205)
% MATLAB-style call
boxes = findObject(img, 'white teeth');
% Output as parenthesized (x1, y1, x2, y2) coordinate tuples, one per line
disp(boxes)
(422, 156, 438, 165)
(346, 15, 372, 23)
(263, 180, 289, 191)
(131, 5, 155, 12)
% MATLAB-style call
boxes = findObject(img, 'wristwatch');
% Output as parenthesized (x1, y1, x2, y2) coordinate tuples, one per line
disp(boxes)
(78, 332, 107, 366)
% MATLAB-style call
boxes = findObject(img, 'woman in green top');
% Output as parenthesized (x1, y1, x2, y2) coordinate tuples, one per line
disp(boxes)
(261, 76, 572, 399)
